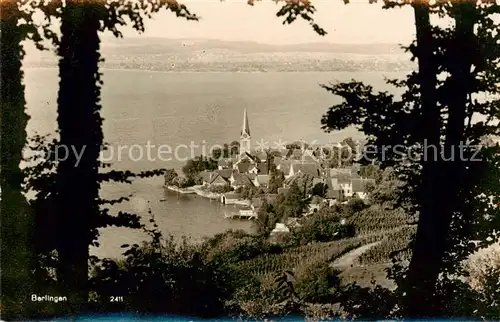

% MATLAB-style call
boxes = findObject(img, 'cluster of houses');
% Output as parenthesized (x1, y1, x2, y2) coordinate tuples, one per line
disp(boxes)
(195, 108, 376, 217)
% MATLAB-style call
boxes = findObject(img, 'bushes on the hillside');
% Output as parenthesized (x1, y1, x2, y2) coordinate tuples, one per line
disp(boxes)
(89, 225, 241, 317)
(295, 262, 342, 303)
(204, 230, 282, 264)
(291, 212, 355, 245)
(344, 197, 368, 215)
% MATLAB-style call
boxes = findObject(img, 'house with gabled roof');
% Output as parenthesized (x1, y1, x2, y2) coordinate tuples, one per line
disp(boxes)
(199, 170, 217, 186)
(229, 172, 254, 189)
(249, 162, 269, 175)
(209, 173, 229, 186)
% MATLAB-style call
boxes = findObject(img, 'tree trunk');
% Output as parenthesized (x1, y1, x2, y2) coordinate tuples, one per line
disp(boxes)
(0, 1, 34, 319)
(404, 0, 442, 316)
(56, 1, 102, 311)
(404, 1, 477, 317)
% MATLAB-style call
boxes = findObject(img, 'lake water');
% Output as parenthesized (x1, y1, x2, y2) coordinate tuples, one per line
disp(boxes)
(25, 68, 405, 258)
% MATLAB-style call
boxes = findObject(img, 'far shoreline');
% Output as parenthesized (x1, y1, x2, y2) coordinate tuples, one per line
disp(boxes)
(23, 66, 411, 74)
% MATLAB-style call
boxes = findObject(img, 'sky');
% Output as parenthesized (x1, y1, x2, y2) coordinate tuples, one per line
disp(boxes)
(115, 0, 417, 44)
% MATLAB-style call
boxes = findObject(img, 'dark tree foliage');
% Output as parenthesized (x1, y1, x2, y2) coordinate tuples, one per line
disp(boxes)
(256, 199, 279, 236)
(276, 182, 308, 219)
(268, 168, 285, 194)
(163, 168, 179, 186)
(23, 134, 165, 318)
(88, 217, 241, 317)
(358, 164, 383, 182)
(319, 1, 500, 317)
(0, 1, 34, 319)
(182, 155, 218, 178)
(248, 0, 326, 36)
(9, 0, 199, 312)
(311, 182, 328, 198)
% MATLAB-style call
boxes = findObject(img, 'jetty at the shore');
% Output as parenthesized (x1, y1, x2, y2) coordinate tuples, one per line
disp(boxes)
(224, 210, 257, 220)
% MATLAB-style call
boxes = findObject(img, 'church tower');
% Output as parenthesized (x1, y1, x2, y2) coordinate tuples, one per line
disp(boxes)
(240, 108, 251, 155)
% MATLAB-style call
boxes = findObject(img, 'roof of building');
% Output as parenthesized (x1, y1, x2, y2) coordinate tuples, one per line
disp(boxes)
(210, 174, 229, 185)
(258, 162, 268, 174)
(324, 178, 339, 191)
(253, 151, 268, 161)
(218, 169, 233, 179)
(326, 189, 342, 199)
(352, 178, 376, 193)
(291, 163, 320, 178)
(286, 217, 302, 228)
(301, 155, 319, 163)
(236, 162, 251, 173)
(235, 152, 257, 165)
(255, 174, 270, 185)
(329, 168, 353, 176)
(279, 161, 292, 175)
(232, 173, 253, 186)
(330, 173, 352, 184)
(272, 223, 290, 233)
(199, 171, 215, 183)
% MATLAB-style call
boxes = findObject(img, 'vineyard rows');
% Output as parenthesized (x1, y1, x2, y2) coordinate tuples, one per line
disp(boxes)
(356, 225, 416, 265)
(237, 234, 386, 279)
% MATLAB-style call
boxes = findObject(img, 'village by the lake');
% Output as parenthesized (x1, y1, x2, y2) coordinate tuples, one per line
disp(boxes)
(165, 108, 376, 235)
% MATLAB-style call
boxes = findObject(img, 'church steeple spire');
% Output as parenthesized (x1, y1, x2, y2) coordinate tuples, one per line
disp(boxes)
(241, 107, 250, 137)
(240, 108, 251, 155)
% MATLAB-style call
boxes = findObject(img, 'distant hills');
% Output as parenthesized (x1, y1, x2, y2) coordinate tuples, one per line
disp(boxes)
(24, 37, 413, 72)
(99, 37, 405, 55)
